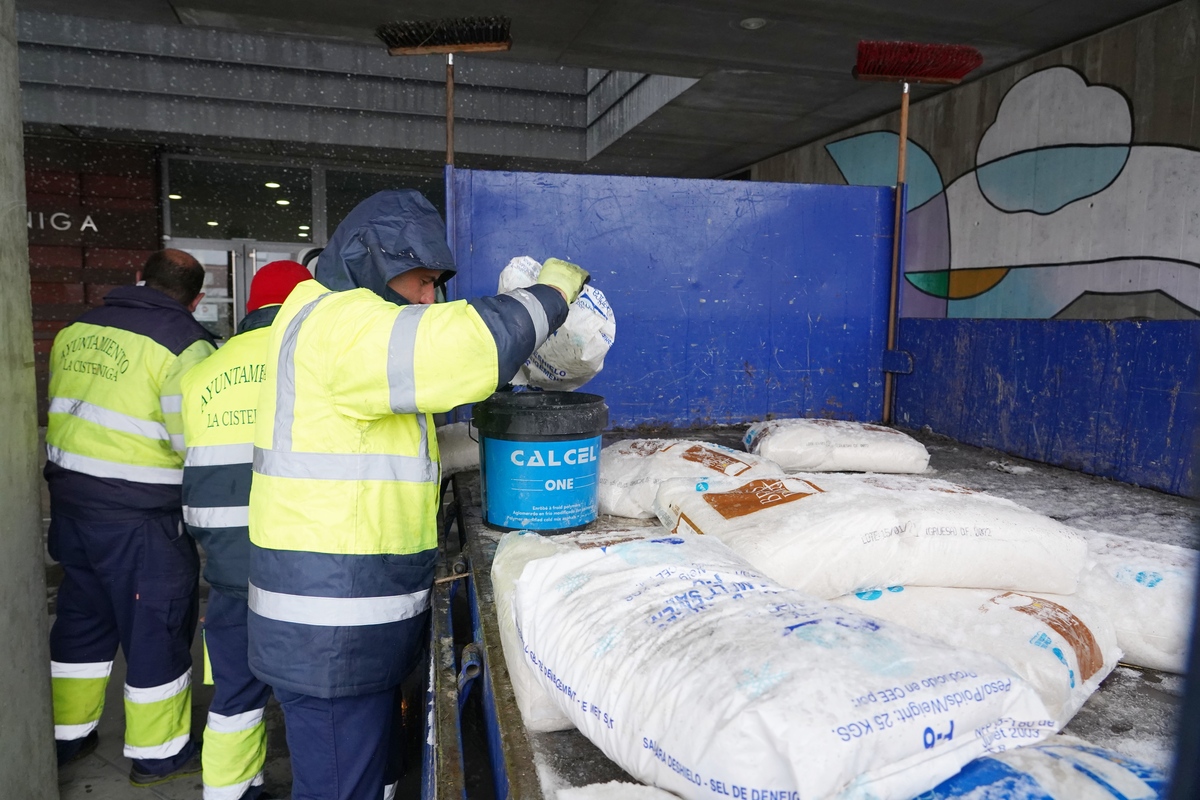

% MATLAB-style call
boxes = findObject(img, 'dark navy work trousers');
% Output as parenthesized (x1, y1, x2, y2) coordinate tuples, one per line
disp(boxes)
(49, 508, 200, 774)
(204, 587, 272, 800)
(275, 686, 397, 800)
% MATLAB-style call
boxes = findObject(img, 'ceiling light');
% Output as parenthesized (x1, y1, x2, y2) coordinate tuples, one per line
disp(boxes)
(264, 182, 281, 188)
(298, 225, 310, 230)
(276, 199, 291, 206)
(168, 194, 182, 200)
(206, 221, 219, 226)
(740, 17, 766, 30)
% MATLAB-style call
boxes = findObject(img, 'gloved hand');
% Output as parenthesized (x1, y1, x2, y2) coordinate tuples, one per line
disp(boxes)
(536, 258, 590, 304)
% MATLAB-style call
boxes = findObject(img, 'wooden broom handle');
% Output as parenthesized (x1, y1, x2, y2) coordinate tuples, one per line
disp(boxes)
(883, 81, 909, 425)
(446, 53, 455, 166)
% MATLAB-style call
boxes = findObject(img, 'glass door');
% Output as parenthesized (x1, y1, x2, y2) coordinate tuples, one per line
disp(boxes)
(171, 239, 316, 342)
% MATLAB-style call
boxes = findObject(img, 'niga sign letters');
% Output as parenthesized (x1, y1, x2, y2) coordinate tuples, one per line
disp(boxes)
(28, 210, 99, 233)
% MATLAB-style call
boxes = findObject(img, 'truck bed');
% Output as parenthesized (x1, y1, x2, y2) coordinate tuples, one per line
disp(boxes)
(456, 427, 1197, 796)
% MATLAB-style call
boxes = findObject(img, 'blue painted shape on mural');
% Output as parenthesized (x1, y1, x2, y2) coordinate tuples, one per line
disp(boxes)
(976, 145, 1129, 214)
(826, 132, 944, 211)
(895, 318, 1199, 496)
(448, 168, 894, 427)
(913, 756, 1054, 799)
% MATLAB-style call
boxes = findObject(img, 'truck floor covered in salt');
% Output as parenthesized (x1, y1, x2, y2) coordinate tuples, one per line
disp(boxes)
(460, 427, 1197, 798)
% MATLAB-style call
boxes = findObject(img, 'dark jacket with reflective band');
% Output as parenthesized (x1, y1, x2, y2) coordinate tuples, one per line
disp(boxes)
(248, 279, 567, 698)
(45, 285, 216, 520)
(180, 306, 279, 599)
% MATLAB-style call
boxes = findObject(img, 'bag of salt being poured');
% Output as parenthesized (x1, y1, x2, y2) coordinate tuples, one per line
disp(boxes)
(498, 256, 615, 391)
(513, 532, 1057, 800)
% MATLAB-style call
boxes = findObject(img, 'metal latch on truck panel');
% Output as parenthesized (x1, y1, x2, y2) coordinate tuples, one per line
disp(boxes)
(881, 349, 914, 375)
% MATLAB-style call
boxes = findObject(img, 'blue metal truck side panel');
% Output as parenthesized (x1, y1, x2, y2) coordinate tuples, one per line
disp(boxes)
(448, 169, 895, 427)
(895, 318, 1199, 496)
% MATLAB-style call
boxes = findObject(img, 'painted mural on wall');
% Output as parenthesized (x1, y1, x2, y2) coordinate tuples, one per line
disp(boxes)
(825, 67, 1200, 320)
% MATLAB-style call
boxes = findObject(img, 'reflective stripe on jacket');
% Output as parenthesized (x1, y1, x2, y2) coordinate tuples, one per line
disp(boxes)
(248, 278, 567, 697)
(46, 285, 216, 518)
(181, 306, 279, 598)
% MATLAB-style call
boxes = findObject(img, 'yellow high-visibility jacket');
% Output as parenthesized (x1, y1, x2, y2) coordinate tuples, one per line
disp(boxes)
(247, 278, 567, 697)
(181, 305, 280, 597)
(46, 285, 216, 517)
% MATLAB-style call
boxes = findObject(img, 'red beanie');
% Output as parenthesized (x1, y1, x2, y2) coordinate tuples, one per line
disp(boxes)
(246, 260, 312, 313)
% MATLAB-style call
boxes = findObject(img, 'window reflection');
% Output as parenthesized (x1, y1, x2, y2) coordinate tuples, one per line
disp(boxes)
(167, 160, 313, 240)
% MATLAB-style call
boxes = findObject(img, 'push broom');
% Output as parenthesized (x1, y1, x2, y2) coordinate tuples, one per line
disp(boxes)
(853, 41, 982, 424)
(376, 16, 513, 166)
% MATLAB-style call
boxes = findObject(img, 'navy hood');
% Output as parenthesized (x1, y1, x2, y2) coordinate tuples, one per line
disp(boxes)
(315, 190, 456, 304)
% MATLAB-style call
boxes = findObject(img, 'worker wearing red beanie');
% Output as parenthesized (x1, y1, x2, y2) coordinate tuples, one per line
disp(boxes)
(246, 260, 314, 315)
(180, 260, 311, 800)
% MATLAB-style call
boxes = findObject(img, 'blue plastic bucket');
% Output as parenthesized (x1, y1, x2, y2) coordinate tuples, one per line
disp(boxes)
(473, 391, 609, 533)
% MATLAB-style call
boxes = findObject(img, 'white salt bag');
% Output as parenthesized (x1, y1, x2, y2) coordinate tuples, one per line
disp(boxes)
(492, 528, 664, 731)
(558, 783, 681, 800)
(744, 418, 930, 473)
(915, 733, 1167, 799)
(834, 586, 1120, 725)
(654, 473, 1089, 598)
(498, 256, 616, 391)
(514, 532, 1057, 800)
(436, 422, 479, 477)
(1073, 532, 1197, 673)
(598, 439, 785, 519)
(492, 531, 576, 731)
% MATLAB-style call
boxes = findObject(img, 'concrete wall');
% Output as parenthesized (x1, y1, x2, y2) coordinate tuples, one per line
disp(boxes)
(0, 0, 58, 794)
(754, 0, 1200, 322)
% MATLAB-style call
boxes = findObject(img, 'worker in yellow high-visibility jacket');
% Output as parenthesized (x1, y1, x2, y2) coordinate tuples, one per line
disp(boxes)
(47, 249, 215, 786)
(247, 190, 589, 800)
(181, 260, 313, 800)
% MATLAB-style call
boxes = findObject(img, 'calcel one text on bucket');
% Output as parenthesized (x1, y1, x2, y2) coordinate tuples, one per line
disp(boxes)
(508, 446, 598, 467)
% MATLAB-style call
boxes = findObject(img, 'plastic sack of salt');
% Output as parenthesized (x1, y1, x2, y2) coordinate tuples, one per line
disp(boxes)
(744, 418, 929, 473)
(513, 531, 1057, 800)
(833, 586, 1120, 725)
(498, 256, 615, 391)
(914, 734, 1166, 799)
(1073, 531, 1197, 673)
(598, 438, 784, 519)
(654, 473, 1089, 598)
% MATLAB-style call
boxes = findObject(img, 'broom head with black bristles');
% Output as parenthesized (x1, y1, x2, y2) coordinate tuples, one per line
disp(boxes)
(853, 40, 983, 85)
(376, 16, 512, 56)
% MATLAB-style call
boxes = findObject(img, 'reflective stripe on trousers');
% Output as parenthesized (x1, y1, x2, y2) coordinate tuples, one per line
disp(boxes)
(123, 668, 193, 760)
(52, 660, 113, 741)
(203, 708, 267, 800)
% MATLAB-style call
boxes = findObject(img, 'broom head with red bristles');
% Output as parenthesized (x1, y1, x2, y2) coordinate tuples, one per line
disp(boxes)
(853, 40, 983, 85)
